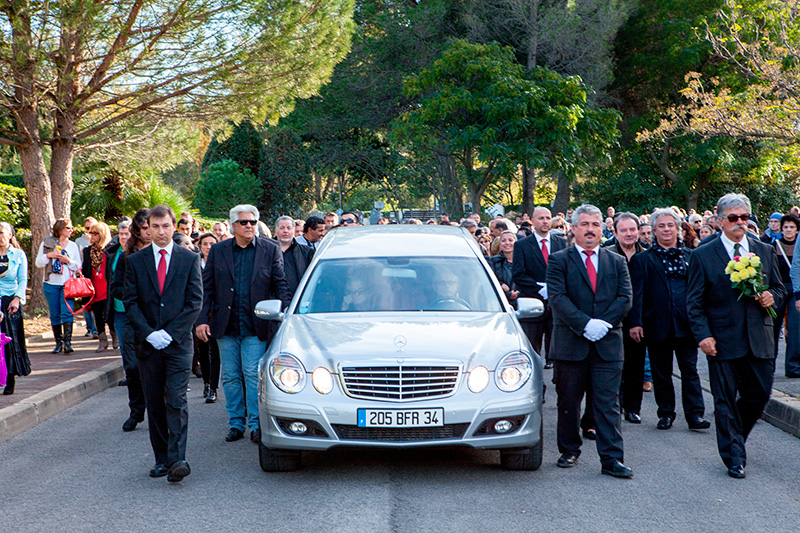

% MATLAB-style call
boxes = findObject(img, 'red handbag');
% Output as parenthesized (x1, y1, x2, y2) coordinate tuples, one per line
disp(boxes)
(64, 271, 95, 315)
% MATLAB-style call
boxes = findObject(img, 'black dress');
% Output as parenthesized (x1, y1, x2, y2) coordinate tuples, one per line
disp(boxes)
(1, 294, 30, 377)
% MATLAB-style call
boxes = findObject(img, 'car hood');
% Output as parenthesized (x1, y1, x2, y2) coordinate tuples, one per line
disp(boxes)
(274, 312, 525, 371)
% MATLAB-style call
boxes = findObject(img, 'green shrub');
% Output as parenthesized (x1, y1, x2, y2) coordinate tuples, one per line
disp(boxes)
(193, 159, 262, 218)
(0, 183, 30, 228)
(0, 173, 24, 189)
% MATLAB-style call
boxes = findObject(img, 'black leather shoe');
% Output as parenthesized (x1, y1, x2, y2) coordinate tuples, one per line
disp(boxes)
(602, 460, 633, 478)
(167, 460, 191, 482)
(624, 412, 642, 424)
(205, 390, 217, 404)
(250, 429, 261, 443)
(203, 384, 210, 398)
(122, 417, 139, 432)
(225, 428, 244, 442)
(657, 416, 673, 430)
(581, 428, 596, 440)
(544, 361, 554, 369)
(688, 416, 711, 430)
(557, 453, 579, 468)
(118, 379, 128, 387)
(727, 465, 745, 479)
(149, 463, 168, 478)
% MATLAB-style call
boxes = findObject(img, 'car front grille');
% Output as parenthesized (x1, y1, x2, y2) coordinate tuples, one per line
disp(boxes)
(331, 423, 470, 442)
(339, 364, 461, 401)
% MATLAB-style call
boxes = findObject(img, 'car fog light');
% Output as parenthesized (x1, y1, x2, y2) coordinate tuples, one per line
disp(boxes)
(312, 367, 333, 394)
(289, 421, 308, 434)
(468, 366, 489, 393)
(494, 420, 513, 433)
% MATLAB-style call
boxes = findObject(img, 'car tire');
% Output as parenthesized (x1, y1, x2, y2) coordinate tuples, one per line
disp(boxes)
(500, 420, 543, 471)
(259, 440, 301, 472)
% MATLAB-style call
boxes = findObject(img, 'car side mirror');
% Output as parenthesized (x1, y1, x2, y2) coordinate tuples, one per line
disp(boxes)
(254, 300, 284, 321)
(515, 298, 544, 320)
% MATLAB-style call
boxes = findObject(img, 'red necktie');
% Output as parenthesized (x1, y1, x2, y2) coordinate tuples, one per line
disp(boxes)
(541, 239, 549, 264)
(157, 249, 167, 294)
(583, 249, 597, 293)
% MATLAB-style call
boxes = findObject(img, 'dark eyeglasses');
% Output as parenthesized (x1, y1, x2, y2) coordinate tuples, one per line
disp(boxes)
(236, 219, 258, 226)
(341, 218, 356, 225)
(726, 213, 751, 223)
(88, 231, 99, 235)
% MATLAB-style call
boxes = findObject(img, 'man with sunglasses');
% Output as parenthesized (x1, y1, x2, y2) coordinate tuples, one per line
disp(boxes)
(687, 193, 786, 479)
(340, 211, 360, 226)
(196, 205, 289, 445)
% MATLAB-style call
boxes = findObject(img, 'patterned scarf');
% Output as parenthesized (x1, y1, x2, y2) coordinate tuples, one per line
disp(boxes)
(653, 242, 688, 278)
(90, 244, 104, 272)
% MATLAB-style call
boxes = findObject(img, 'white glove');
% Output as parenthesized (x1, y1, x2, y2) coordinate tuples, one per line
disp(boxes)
(146, 330, 173, 350)
(583, 319, 612, 342)
(537, 282, 548, 300)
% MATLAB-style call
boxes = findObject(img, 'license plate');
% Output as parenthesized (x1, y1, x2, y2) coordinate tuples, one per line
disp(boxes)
(357, 408, 444, 428)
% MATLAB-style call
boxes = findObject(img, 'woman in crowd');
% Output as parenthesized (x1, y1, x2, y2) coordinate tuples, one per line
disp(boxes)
(35, 219, 81, 354)
(106, 220, 131, 372)
(490, 231, 519, 309)
(195, 232, 220, 402)
(698, 224, 714, 240)
(681, 221, 701, 249)
(774, 214, 800, 375)
(82, 221, 112, 352)
(0, 222, 30, 394)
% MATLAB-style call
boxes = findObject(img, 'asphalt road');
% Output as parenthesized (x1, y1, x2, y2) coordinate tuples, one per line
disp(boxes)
(1, 370, 798, 533)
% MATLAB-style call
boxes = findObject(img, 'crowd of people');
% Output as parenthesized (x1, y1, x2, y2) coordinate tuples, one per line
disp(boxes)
(0, 194, 797, 481)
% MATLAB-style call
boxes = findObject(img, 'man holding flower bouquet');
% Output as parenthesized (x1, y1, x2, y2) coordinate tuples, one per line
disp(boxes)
(687, 193, 786, 479)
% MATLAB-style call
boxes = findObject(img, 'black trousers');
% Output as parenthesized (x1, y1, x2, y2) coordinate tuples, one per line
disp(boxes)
(554, 348, 624, 466)
(121, 315, 146, 421)
(522, 306, 552, 360)
(196, 335, 220, 390)
(620, 330, 646, 415)
(138, 350, 192, 466)
(90, 299, 107, 335)
(649, 335, 705, 420)
(707, 354, 773, 469)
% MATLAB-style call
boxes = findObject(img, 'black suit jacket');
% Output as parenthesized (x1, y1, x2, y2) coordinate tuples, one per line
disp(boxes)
(628, 246, 693, 345)
(512, 233, 567, 301)
(198, 236, 290, 342)
(123, 245, 203, 357)
(546, 246, 633, 362)
(687, 234, 785, 360)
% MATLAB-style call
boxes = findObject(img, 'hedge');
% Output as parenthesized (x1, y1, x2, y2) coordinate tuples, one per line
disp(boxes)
(0, 183, 30, 229)
(0, 173, 24, 189)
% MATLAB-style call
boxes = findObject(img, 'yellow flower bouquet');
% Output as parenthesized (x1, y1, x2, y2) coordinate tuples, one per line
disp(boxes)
(725, 252, 776, 318)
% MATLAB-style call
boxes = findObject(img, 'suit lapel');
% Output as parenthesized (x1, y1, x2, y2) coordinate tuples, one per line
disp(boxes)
(250, 237, 265, 286)
(570, 247, 593, 293)
(648, 250, 668, 287)
(142, 246, 161, 295)
(222, 238, 235, 282)
(711, 237, 731, 269)
(162, 246, 182, 295)
(596, 248, 613, 298)
(529, 236, 547, 270)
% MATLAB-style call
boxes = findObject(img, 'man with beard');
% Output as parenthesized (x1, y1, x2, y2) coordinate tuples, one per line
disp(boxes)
(687, 193, 785, 478)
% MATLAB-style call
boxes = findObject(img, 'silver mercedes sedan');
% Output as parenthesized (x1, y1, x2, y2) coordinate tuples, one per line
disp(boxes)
(255, 225, 544, 471)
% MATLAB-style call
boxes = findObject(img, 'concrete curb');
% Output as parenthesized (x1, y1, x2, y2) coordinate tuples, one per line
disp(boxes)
(0, 360, 123, 444)
(683, 372, 800, 439)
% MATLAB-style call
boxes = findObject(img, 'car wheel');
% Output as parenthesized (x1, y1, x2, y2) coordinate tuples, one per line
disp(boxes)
(500, 421, 543, 471)
(259, 440, 301, 472)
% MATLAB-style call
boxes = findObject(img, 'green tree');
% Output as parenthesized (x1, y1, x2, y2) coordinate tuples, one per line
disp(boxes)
(194, 160, 262, 218)
(391, 39, 619, 214)
(259, 130, 314, 220)
(203, 121, 264, 176)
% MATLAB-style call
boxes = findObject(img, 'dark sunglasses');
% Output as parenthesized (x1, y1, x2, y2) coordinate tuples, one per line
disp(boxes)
(236, 219, 258, 226)
(726, 213, 751, 223)
(341, 218, 356, 224)
(88, 231, 99, 235)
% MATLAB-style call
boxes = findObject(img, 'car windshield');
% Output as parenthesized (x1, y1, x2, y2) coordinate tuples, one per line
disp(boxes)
(295, 256, 503, 314)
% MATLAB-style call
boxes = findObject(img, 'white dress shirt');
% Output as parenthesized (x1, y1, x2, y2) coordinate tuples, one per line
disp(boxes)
(574, 243, 600, 273)
(152, 240, 174, 272)
(533, 232, 550, 256)
(720, 232, 750, 260)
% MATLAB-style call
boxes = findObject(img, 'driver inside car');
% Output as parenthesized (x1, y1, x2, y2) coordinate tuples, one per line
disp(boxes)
(426, 270, 470, 310)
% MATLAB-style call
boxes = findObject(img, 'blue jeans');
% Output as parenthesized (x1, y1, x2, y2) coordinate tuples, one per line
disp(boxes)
(217, 335, 267, 432)
(643, 350, 652, 383)
(43, 283, 75, 325)
(83, 309, 97, 334)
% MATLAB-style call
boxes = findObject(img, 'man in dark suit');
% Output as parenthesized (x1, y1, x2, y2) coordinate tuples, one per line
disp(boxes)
(512, 207, 567, 367)
(547, 204, 634, 478)
(687, 193, 785, 479)
(629, 208, 708, 431)
(196, 205, 290, 444)
(123, 204, 203, 482)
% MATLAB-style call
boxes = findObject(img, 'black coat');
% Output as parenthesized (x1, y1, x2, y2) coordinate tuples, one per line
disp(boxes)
(198, 236, 290, 342)
(123, 244, 203, 356)
(546, 246, 633, 362)
(512, 233, 567, 300)
(687, 235, 785, 360)
(628, 246, 693, 345)
(283, 239, 315, 298)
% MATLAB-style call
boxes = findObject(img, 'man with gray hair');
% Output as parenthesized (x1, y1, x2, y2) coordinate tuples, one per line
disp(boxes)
(629, 208, 708, 431)
(460, 218, 478, 238)
(687, 193, 785, 478)
(196, 204, 290, 444)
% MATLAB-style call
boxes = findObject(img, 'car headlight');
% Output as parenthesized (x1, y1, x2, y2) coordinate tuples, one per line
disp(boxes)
(270, 355, 306, 394)
(312, 367, 333, 394)
(495, 352, 532, 392)
(468, 365, 489, 393)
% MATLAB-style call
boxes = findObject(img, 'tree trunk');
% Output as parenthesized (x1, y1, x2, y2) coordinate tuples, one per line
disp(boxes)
(50, 139, 75, 221)
(552, 170, 571, 215)
(527, 0, 539, 70)
(434, 154, 462, 217)
(521, 164, 536, 215)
